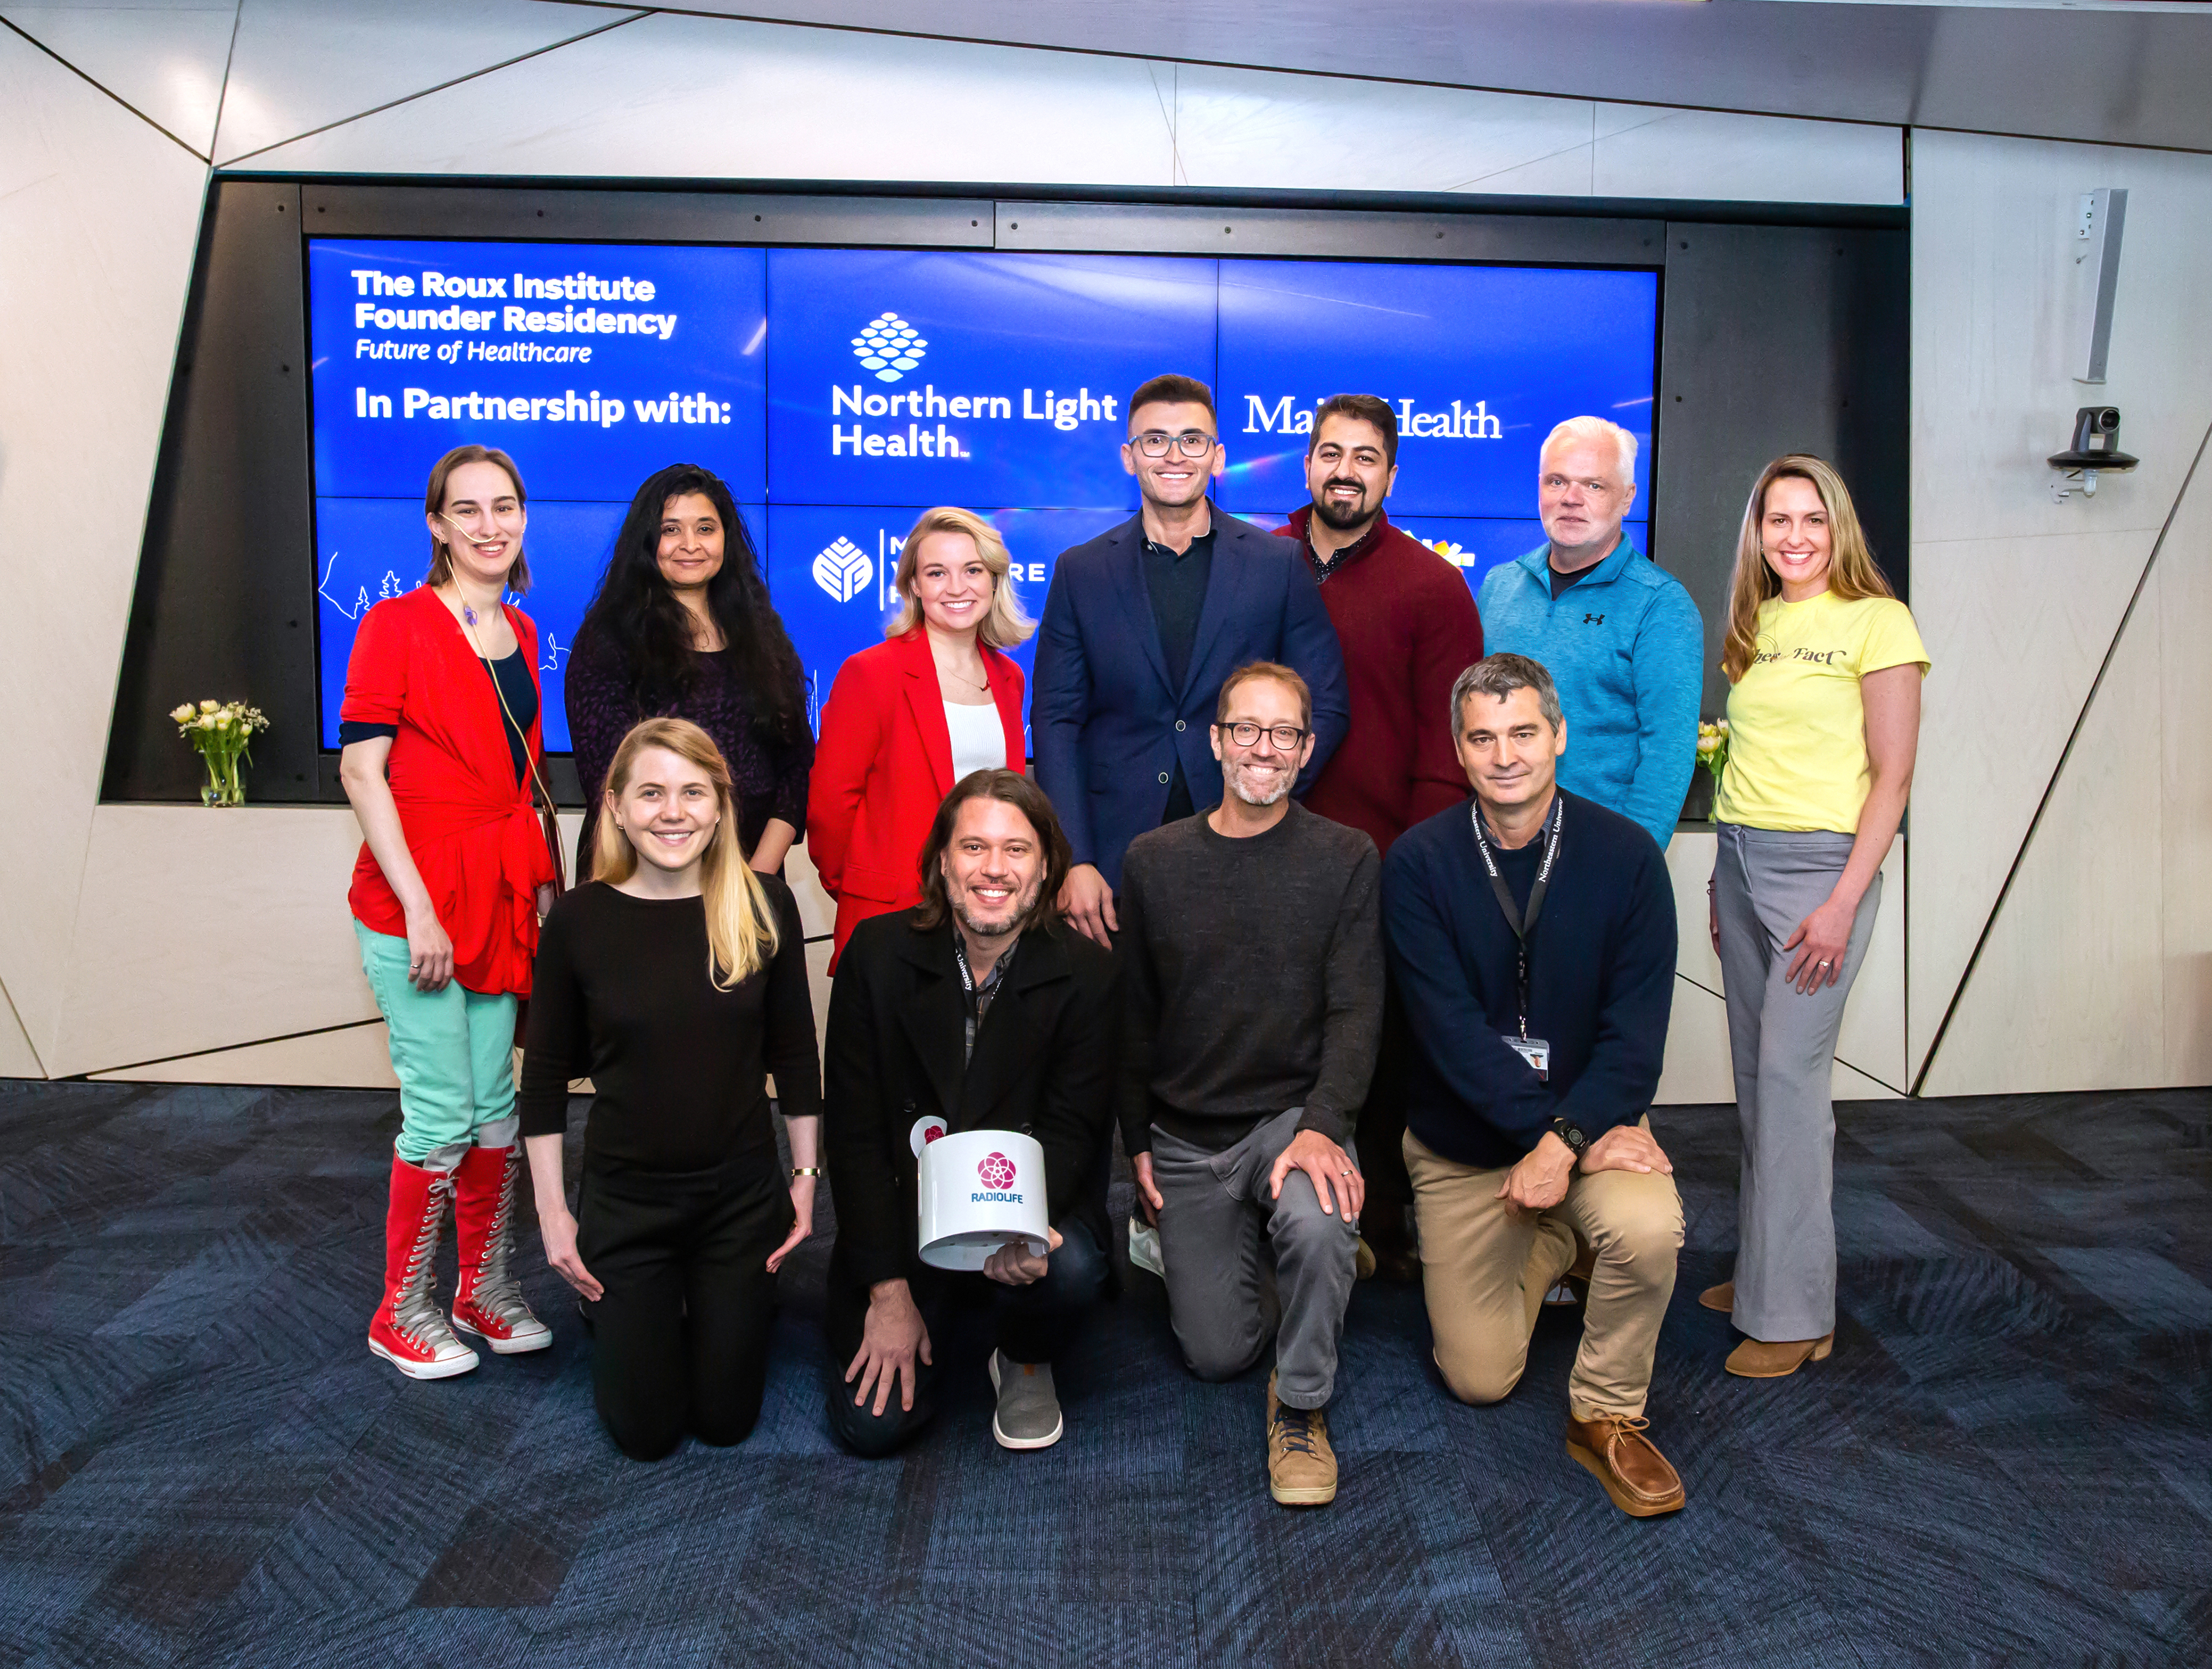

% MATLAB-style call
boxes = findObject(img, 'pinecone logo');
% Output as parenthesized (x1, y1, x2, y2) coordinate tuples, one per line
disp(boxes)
(853, 312, 926, 383)
(977, 1152, 1016, 1190)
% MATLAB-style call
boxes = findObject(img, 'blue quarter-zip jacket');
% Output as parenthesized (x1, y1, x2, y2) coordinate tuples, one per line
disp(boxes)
(1475, 539, 1703, 850)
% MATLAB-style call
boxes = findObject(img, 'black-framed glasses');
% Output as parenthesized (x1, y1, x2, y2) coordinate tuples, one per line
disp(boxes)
(1222, 721, 1307, 749)
(1131, 430, 1217, 459)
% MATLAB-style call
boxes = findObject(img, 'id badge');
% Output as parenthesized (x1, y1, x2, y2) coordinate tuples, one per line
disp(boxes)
(1504, 1034, 1551, 1081)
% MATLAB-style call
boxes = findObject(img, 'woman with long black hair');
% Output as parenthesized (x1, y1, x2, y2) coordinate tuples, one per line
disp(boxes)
(567, 464, 812, 878)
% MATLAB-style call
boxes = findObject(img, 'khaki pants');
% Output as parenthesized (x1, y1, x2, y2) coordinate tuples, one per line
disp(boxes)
(1405, 1124, 1683, 1419)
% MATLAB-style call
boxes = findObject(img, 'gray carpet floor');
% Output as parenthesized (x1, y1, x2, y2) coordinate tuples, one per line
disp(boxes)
(1, 1077, 2208, 1666)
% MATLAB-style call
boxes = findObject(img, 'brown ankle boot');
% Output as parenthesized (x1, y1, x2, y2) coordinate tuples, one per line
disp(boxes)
(1266, 1372, 1338, 1506)
(1566, 1413, 1685, 1517)
(1698, 1280, 1734, 1313)
(1725, 1332, 1834, 1378)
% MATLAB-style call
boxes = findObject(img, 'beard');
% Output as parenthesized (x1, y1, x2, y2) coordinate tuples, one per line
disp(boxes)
(1224, 758, 1294, 808)
(952, 874, 1042, 938)
(1312, 481, 1374, 531)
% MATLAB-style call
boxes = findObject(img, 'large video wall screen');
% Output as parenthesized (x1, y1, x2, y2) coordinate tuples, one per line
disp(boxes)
(311, 240, 1658, 750)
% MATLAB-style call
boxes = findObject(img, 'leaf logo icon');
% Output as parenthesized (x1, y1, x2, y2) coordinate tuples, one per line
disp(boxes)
(812, 536, 874, 604)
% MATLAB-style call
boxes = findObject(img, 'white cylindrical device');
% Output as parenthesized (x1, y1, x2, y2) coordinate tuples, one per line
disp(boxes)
(916, 1128, 1050, 1271)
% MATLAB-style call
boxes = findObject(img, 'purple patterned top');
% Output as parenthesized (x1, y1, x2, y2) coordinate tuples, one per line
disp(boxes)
(565, 632, 813, 872)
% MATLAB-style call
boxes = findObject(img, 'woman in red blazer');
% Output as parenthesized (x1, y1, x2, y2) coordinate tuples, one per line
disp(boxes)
(338, 444, 559, 1384)
(809, 507, 1032, 968)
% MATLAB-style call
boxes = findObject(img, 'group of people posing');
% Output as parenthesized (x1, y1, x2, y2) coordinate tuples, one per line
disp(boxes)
(336, 374, 1926, 1520)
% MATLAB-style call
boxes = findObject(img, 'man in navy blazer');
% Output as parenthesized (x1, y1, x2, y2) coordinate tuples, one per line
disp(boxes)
(1033, 373, 1349, 943)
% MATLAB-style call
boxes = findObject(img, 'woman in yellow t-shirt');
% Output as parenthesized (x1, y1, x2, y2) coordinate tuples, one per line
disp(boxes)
(1703, 455, 1926, 1380)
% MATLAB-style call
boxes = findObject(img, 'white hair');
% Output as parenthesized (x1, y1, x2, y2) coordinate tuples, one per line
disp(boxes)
(1540, 416, 1638, 485)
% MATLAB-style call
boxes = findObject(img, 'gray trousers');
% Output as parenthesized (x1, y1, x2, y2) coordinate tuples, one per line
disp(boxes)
(1713, 823, 1882, 1342)
(1148, 1108, 1360, 1410)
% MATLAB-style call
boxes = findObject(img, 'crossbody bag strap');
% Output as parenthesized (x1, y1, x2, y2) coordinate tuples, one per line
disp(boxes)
(461, 605, 567, 900)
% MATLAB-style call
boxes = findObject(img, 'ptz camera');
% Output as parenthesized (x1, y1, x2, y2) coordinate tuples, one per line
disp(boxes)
(2049, 406, 2138, 500)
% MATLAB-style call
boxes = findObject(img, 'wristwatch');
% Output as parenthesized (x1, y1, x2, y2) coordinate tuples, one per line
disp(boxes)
(1550, 1119, 1588, 1162)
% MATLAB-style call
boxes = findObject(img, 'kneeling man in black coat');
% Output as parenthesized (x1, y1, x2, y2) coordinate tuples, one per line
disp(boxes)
(823, 768, 1121, 1454)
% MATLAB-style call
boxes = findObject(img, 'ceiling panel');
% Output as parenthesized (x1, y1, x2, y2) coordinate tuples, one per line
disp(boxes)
(644, 0, 2212, 151)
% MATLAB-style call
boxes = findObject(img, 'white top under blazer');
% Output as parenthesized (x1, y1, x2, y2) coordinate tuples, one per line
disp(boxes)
(942, 699, 1009, 783)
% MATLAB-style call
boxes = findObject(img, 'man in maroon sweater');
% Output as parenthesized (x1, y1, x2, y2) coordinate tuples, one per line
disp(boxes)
(1277, 393, 1484, 1280)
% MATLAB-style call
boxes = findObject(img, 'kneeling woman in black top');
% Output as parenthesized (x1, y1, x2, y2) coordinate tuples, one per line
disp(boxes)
(521, 716, 822, 1461)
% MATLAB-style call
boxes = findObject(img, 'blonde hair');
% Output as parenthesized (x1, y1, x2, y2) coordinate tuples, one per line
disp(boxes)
(885, 507, 1034, 649)
(592, 718, 779, 989)
(1720, 455, 1894, 684)
(1540, 416, 1638, 484)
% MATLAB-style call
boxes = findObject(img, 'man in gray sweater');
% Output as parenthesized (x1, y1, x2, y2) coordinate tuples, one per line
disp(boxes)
(1118, 661, 1383, 1508)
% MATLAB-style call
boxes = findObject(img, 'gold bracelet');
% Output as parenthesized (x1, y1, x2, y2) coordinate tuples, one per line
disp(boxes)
(790, 1166, 823, 1178)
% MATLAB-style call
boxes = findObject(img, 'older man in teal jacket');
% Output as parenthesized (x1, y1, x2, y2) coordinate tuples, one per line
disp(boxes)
(1477, 417, 1702, 852)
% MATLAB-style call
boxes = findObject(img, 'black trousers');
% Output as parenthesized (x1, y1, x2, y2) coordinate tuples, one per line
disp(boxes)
(575, 1152, 793, 1463)
(822, 1216, 1109, 1458)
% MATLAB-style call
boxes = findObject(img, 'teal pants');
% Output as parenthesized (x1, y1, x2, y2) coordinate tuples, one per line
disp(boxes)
(355, 922, 520, 1170)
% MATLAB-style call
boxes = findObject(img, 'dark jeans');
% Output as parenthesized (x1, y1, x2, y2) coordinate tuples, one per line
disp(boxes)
(576, 1152, 792, 1463)
(823, 1216, 1108, 1458)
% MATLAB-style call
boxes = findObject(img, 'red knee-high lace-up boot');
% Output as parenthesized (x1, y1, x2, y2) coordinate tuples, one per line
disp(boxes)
(368, 1152, 479, 1380)
(450, 1144, 551, 1354)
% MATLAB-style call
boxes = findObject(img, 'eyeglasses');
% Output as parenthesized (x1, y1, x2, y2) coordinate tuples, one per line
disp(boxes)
(1130, 430, 1217, 459)
(1222, 721, 1307, 750)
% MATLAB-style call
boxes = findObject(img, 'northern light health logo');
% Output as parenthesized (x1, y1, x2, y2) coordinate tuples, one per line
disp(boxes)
(852, 313, 926, 383)
(812, 536, 873, 603)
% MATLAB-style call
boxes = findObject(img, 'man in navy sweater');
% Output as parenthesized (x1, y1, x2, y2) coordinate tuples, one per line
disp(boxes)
(1381, 653, 1688, 1517)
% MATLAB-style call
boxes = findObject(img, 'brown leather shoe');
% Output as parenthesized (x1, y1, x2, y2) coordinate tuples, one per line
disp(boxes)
(1724, 1332, 1834, 1378)
(1266, 1372, 1338, 1506)
(1566, 1413, 1685, 1517)
(1698, 1280, 1734, 1313)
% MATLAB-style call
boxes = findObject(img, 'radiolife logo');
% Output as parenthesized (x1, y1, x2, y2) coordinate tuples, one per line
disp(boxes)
(853, 312, 926, 382)
(812, 536, 873, 603)
(972, 1149, 1023, 1204)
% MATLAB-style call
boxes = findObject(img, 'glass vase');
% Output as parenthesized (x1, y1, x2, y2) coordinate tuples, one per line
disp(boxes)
(201, 750, 246, 807)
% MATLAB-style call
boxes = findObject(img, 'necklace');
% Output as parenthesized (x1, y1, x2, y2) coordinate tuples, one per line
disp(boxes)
(446, 582, 499, 629)
(935, 651, 988, 693)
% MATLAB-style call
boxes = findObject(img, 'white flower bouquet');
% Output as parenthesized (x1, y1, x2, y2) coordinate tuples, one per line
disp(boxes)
(170, 699, 269, 807)
(1695, 718, 1730, 819)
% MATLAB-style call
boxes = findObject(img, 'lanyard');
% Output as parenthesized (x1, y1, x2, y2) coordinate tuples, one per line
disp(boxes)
(951, 931, 1015, 1065)
(1469, 796, 1563, 1039)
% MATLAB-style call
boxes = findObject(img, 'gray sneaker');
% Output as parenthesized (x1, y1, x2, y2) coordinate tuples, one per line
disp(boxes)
(989, 1349, 1065, 1450)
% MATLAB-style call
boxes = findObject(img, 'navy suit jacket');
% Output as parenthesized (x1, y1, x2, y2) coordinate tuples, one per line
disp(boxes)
(1032, 508, 1349, 893)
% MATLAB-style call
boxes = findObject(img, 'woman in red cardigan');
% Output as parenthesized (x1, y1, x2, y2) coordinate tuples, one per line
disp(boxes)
(337, 444, 559, 1382)
(808, 507, 1031, 968)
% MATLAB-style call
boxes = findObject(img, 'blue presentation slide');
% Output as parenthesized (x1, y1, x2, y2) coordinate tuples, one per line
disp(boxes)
(308, 239, 1656, 751)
